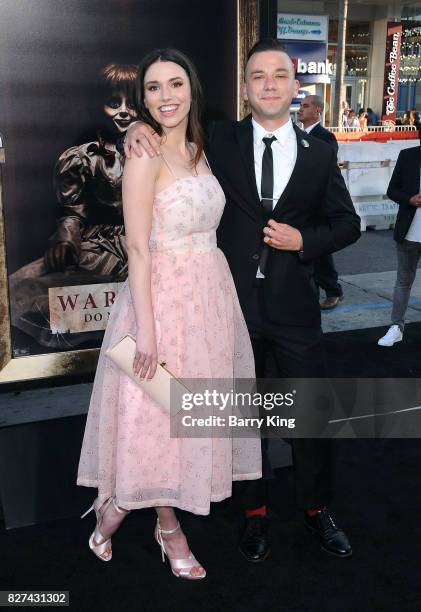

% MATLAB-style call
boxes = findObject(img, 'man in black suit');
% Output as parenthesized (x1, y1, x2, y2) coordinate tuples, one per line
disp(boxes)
(207, 42, 359, 562)
(297, 95, 344, 310)
(125, 39, 360, 561)
(297, 95, 339, 152)
(378, 144, 421, 347)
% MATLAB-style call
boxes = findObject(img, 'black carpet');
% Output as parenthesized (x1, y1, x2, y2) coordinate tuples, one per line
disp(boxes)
(2, 324, 421, 612)
(324, 321, 421, 377)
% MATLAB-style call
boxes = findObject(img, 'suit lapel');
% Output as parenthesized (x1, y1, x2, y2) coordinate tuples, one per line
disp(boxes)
(272, 123, 308, 217)
(309, 123, 321, 138)
(234, 115, 262, 210)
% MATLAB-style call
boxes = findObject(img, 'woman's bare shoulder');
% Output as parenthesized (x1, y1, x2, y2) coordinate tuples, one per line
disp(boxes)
(124, 151, 163, 177)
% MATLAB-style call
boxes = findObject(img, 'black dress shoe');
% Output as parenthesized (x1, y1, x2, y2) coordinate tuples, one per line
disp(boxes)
(304, 508, 352, 557)
(238, 516, 271, 562)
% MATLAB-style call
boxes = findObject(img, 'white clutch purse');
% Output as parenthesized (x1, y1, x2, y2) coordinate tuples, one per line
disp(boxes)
(105, 334, 188, 414)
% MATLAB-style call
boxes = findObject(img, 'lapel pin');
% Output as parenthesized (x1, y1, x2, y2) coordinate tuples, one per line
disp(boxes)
(301, 139, 310, 148)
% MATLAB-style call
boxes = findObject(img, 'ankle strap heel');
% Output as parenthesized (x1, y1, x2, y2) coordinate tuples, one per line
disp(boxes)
(154, 520, 206, 579)
(156, 520, 180, 562)
(83, 497, 130, 563)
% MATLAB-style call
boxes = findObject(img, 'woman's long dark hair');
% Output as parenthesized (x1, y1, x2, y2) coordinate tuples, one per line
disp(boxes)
(136, 48, 204, 169)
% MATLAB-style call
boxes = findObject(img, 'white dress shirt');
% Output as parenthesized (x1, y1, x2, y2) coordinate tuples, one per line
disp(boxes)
(404, 167, 421, 242)
(405, 210, 421, 242)
(252, 117, 297, 203)
(305, 120, 320, 134)
(252, 117, 297, 277)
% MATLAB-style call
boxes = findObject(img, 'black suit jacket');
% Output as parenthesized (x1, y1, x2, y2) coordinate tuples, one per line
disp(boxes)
(387, 146, 421, 242)
(308, 122, 339, 156)
(205, 115, 360, 327)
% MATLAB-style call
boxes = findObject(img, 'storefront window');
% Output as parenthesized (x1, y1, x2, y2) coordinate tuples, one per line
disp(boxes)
(328, 46, 369, 78)
(327, 21, 370, 124)
(398, 22, 421, 112)
(328, 21, 370, 77)
(328, 20, 371, 45)
(348, 22, 371, 45)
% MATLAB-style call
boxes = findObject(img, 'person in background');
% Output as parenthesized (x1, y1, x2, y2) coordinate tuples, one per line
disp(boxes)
(366, 107, 378, 127)
(378, 143, 421, 346)
(408, 109, 416, 126)
(402, 110, 411, 126)
(411, 107, 421, 130)
(358, 109, 367, 131)
(341, 107, 349, 128)
(297, 95, 344, 309)
(347, 109, 359, 129)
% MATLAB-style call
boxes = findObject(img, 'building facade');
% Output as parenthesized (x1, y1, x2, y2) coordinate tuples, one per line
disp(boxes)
(277, 0, 421, 125)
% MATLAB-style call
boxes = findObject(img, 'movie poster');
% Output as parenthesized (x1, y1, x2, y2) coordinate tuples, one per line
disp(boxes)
(0, 0, 237, 359)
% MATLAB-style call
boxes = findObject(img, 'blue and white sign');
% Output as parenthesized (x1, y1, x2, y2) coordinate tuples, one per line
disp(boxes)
(277, 13, 328, 42)
(283, 42, 332, 84)
(291, 88, 312, 110)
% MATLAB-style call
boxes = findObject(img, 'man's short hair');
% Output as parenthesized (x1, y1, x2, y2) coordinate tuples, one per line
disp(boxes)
(247, 38, 290, 62)
(308, 94, 324, 113)
(245, 38, 294, 77)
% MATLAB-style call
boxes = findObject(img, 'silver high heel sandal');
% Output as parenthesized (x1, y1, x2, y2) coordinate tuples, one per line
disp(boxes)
(81, 497, 130, 562)
(155, 519, 206, 580)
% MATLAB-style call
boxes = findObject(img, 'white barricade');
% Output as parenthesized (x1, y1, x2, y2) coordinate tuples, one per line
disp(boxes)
(337, 139, 419, 231)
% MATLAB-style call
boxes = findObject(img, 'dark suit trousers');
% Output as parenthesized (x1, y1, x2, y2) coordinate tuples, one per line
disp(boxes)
(314, 254, 343, 298)
(235, 281, 334, 510)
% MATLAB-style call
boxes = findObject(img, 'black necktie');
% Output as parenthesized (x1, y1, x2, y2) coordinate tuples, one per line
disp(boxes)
(259, 135, 276, 274)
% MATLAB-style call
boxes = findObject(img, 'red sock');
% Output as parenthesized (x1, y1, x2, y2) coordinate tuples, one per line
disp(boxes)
(245, 505, 267, 518)
(306, 506, 327, 517)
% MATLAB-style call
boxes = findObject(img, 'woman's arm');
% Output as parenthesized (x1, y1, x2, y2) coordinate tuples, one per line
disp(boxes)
(122, 152, 162, 379)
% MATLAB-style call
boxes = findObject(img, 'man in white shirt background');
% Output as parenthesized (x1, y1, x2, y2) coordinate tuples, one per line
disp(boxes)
(378, 144, 421, 346)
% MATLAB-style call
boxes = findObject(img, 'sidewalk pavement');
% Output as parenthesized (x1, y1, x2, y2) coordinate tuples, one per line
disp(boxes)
(321, 270, 421, 333)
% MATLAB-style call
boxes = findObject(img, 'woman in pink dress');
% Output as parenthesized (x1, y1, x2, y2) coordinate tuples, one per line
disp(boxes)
(76, 48, 262, 579)
(358, 109, 367, 131)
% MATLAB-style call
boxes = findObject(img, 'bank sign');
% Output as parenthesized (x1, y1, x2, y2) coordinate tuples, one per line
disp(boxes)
(282, 42, 332, 84)
(382, 22, 402, 122)
(277, 13, 328, 42)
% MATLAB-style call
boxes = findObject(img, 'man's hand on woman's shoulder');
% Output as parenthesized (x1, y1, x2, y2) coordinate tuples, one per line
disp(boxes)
(124, 121, 162, 159)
